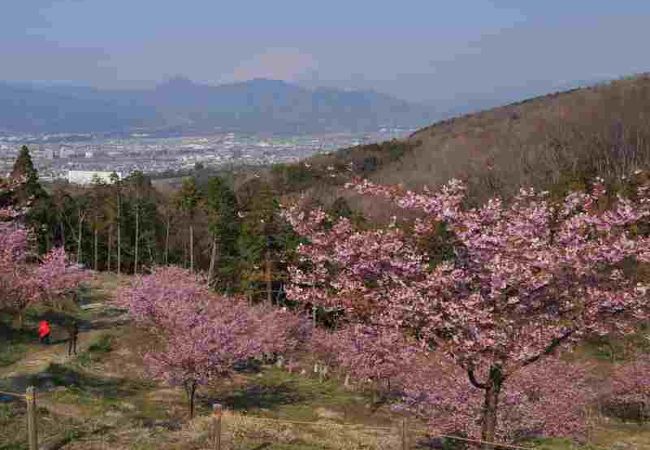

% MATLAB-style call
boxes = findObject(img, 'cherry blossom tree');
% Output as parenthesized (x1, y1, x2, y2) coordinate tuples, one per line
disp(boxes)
(284, 176, 650, 444)
(35, 247, 89, 308)
(0, 177, 86, 329)
(0, 215, 37, 327)
(0, 179, 37, 317)
(399, 353, 597, 442)
(0, 232, 86, 328)
(117, 266, 308, 417)
(255, 304, 313, 359)
(312, 325, 417, 393)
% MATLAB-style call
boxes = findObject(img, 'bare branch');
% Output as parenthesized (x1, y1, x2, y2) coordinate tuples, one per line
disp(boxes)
(523, 329, 574, 367)
(467, 368, 487, 390)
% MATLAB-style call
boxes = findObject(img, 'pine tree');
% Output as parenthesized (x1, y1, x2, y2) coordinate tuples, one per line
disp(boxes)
(176, 177, 202, 272)
(237, 179, 298, 303)
(11, 146, 38, 183)
(10, 145, 52, 253)
(205, 177, 240, 290)
(10, 146, 44, 200)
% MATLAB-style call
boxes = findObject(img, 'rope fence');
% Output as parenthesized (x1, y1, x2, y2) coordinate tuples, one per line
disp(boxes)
(216, 406, 539, 450)
(5, 385, 543, 450)
(0, 388, 26, 398)
(231, 414, 538, 450)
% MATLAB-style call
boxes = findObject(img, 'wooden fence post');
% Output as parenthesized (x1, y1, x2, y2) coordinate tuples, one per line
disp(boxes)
(400, 418, 407, 450)
(26, 386, 38, 450)
(212, 403, 223, 450)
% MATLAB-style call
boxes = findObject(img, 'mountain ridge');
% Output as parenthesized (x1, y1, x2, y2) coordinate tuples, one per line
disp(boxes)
(0, 78, 437, 135)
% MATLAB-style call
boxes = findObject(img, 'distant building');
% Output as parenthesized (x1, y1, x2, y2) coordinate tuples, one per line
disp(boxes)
(67, 170, 121, 185)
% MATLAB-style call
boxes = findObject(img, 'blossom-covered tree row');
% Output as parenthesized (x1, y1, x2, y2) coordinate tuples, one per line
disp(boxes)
(284, 176, 650, 444)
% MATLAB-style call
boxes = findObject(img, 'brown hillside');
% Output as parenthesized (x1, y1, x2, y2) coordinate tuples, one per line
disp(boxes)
(369, 73, 650, 201)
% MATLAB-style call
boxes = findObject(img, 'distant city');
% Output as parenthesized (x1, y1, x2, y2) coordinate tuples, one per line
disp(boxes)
(0, 128, 413, 183)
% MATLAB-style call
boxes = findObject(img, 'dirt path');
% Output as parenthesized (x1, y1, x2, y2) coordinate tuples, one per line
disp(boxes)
(0, 327, 108, 380)
(1, 273, 128, 384)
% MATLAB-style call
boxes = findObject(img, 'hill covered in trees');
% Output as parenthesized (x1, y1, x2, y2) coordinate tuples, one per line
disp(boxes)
(256, 73, 650, 211)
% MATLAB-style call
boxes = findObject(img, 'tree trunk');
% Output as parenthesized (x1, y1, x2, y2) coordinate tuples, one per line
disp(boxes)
(208, 238, 218, 288)
(59, 220, 65, 249)
(117, 194, 121, 275)
(185, 380, 197, 418)
(147, 241, 155, 268)
(265, 248, 272, 304)
(189, 224, 194, 271)
(480, 365, 504, 449)
(77, 213, 84, 265)
(107, 224, 113, 272)
(45, 228, 51, 253)
(164, 216, 170, 265)
(183, 237, 188, 268)
(93, 227, 98, 271)
(134, 204, 139, 275)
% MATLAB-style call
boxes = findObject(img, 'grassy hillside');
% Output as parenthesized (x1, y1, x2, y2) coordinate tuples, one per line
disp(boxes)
(1, 273, 648, 449)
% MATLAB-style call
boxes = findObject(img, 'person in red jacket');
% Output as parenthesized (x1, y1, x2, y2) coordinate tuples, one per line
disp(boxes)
(38, 320, 51, 345)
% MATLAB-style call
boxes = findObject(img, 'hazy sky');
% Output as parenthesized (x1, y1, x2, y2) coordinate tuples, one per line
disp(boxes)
(2, 0, 650, 103)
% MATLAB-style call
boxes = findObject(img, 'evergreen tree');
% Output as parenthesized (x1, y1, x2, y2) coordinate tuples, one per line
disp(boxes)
(205, 177, 240, 291)
(109, 172, 124, 274)
(122, 171, 163, 273)
(237, 180, 298, 303)
(10, 145, 52, 253)
(176, 177, 202, 271)
(11, 145, 38, 183)
(10, 146, 44, 200)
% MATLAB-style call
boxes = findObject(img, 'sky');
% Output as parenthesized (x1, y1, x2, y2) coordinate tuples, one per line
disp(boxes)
(2, 0, 650, 104)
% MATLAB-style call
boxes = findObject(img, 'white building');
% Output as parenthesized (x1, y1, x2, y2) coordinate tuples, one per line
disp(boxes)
(67, 170, 121, 185)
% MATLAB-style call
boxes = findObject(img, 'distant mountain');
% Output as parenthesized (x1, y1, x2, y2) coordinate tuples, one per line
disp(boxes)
(0, 78, 438, 135)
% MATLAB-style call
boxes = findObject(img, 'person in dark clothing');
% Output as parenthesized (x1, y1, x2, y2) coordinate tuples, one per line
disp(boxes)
(68, 321, 79, 356)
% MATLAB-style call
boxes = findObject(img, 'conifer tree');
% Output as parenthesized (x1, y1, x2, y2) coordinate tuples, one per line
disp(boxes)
(176, 177, 202, 271)
(205, 177, 240, 290)
(10, 146, 52, 253)
(10, 146, 38, 185)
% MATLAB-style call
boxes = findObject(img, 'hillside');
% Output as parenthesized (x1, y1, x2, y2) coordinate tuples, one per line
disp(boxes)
(0, 78, 437, 135)
(1, 274, 648, 449)
(263, 74, 650, 209)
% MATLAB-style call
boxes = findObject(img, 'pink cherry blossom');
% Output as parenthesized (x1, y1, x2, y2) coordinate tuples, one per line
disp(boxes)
(285, 175, 650, 442)
(117, 266, 312, 417)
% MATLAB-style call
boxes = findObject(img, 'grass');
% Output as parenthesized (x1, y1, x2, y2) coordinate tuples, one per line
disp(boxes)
(202, 366, 397, 428)
(76, 333, 115, 367)
(0, 315, 33, 368)
(0, 343, 27, 368)
(579, 329, 650, 363)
